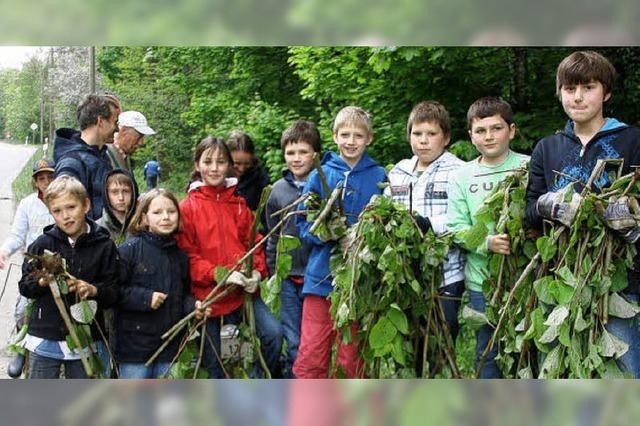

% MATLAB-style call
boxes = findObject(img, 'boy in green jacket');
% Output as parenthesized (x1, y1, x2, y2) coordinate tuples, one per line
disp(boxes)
(447, 97, 529, 378)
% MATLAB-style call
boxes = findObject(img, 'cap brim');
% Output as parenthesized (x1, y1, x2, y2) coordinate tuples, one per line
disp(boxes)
(32, 168, 54, 176)
(134, 125, 156, 135)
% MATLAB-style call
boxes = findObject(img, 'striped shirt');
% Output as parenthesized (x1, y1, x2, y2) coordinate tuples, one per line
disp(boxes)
(384, 152, 465, 287)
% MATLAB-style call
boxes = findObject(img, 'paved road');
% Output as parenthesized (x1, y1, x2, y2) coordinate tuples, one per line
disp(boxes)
(0, 142, 38, 379)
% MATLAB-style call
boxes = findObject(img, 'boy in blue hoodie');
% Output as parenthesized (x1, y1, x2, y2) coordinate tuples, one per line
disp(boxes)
(293, 106, 387, 378)
(526, 50, 640, 377)
(265, 120, 322, 378)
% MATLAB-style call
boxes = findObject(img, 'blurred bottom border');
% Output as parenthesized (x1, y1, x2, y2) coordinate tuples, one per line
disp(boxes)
(1, 380, 639, 426)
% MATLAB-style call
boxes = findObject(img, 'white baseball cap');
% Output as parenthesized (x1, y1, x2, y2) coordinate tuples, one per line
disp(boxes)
(118, 111, 156, 135)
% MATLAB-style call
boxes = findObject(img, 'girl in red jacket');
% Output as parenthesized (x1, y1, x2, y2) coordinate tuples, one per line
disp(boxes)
(176, 136, 282, 378)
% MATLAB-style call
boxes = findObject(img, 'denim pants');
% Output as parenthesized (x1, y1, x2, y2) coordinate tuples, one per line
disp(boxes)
(440, 281, 465, 342)
(280, 278, 304, 378)
(28, 352, 87, 379)
(605, 293, 640, 378)
(468, 290, 502, 378)
(202, 296, 283, 378)
(119, 362, 172, 379)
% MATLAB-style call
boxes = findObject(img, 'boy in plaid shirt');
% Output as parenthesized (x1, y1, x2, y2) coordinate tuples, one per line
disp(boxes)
(385, 101, 465, 343)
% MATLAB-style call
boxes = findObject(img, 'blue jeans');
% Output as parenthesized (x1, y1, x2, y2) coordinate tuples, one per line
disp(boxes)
(605, 293, 640, 378)
(203, 296, 283, 378)
(468, 290, 501, 378)
(95, 339, 112, 378)
(280, 279, 304, 378)
(119, 362, 172, 379)
(440, 281, 465, 342)
(28, 352, 87, 379)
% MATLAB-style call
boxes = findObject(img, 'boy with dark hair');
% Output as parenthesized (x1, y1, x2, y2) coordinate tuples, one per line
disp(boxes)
(53, 94, 120, 220)
(526, 50, 640, 377)
(448, 96, 529, 378)
(18, 176, 119, 378)
(265, 120, 321, 378)
(385, 101, 465, 349)
(293, 106, 387, 378)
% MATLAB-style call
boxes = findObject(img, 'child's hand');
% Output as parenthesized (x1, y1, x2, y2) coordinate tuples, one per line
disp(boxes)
(68, 279, 97, 299)
(194, 300, 211, 320)
(150, 292, 168, 310)
(488, 234, 511, 255)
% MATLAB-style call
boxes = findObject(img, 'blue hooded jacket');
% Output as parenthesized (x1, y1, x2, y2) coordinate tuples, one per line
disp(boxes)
(525, 118, 640, 294)
(296, 151, 387, 297)
(53, 128, 113, 220)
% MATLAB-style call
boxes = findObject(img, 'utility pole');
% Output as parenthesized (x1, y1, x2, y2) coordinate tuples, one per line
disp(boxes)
(89, 46, 96, 94)
(48, 47, 54, 142)
(40, 98, 44, 144)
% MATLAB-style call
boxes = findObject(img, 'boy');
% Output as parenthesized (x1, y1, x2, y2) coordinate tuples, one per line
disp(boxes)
(293, 106, 387, 378)
(18, 176, 119, 378)
(0, 158, 55, 378)
(525, 51, 640, 377)
(385, 101, 465, 350)
(97, 169, 139, 244)
(265, 120, 321, 378)
(447, 97, 529, 378)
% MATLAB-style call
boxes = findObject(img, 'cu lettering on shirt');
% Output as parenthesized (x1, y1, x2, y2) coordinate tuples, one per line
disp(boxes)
(469, 182, 495, 193)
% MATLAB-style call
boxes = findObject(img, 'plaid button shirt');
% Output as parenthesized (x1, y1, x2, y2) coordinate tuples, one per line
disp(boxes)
(384, 152, 465, 287)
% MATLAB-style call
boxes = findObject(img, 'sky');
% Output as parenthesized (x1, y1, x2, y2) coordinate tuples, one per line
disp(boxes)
(0, 46, 48, 69)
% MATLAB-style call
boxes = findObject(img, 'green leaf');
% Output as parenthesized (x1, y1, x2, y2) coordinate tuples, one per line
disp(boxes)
(549, 280, 574, 305)
(608, 292, 640, 319)
(610, 260, 629, 293)
(533, 276, 555, 305)
(215, 266, 230, 284)
(66, 335, 76, 350)
(543, 305, 569, 327)
(574, 307, 589, 332)
(536, 236, 557, 263)
(555, 266, 578, 288)
(538, 345, 561, 378)
(462, 222, 488, 250)
(387, 305, 409, 335)
(461, 305, 492, 330)
(277, 235, 301, 252)
(70, 300, 97, 324)
(517, 366, 533, 379)
(369, 317, 397, 349)
(599, 329, 629, 359)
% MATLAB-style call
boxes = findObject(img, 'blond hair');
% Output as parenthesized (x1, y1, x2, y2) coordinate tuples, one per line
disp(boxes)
(44, 175, 89, 207)
(332, 106, 373, 135)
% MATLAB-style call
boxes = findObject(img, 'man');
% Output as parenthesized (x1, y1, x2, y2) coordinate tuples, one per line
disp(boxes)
(53, 94, 120, 220)
(143, 157, 161, 190)
(107, 110, 157, 172)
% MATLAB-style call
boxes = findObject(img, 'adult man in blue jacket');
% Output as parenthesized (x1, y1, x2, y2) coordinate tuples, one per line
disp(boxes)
(53, 94, 120, 220)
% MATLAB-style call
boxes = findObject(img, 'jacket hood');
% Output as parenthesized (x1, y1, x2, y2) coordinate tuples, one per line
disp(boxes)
(43, 218, 111, 245)
(188, 177, 238, 193)
(237, 163, 269, 189)
(563, 118, 628, 138)
(53, 128, 105, 163)
(323, 151, 379, 173)
(188, 181, 244, 203)
(101, 168, 140, 232)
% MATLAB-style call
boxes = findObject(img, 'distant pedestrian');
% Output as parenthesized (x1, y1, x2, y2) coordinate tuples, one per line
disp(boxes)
(143, 157, 161, 190)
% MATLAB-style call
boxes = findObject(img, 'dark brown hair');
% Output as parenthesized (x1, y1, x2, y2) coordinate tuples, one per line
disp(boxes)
(227, 130, 255, 154)
(76, 94, 117, 131)
(467, 97, 514, 129)
(187, 136, 231, 187)
(280, 120, 322, 152)
(556, 50, 617, 99)
(407, 101, 451, 140)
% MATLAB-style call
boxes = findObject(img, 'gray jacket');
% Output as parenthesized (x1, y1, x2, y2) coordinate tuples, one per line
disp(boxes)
(265, 170, 311, 277)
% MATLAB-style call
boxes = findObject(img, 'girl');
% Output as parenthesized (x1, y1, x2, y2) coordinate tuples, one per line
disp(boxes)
(227, 131, 270, 211)
(1, 158, 55, 378)
(176, 136, 282, 378)
(116, 188, 209, 378)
